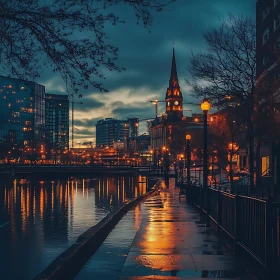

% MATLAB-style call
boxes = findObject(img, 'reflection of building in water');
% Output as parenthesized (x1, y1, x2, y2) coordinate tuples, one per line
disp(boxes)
(94, 176, 146, 210)
(0, 176, 147, 241)
(0, 179, 72, 241)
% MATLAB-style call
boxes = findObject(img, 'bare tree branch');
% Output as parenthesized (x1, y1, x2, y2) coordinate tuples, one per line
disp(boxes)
(0, 0, 175, 94)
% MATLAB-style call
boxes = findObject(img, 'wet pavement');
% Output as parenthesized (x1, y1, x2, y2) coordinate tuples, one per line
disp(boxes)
(75, 179, 258, 280)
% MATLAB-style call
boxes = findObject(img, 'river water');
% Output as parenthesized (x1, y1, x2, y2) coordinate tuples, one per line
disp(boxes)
(0, 175, 147, 280)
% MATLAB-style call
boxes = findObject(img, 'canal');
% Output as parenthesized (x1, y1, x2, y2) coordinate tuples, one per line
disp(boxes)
(0, 175, 147, 280)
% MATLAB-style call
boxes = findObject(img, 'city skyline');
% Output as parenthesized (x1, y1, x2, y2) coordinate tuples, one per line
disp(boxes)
(29, 0, 253, 146)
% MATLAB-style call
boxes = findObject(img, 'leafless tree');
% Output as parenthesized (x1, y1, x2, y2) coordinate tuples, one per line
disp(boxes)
(209, 106, 245, 183)
(187, 14, 256, 186)
(0, 0, 175, 95)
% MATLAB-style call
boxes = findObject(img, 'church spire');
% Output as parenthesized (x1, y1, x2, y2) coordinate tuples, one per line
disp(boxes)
(165, 48, 183, 119)
(170, 48, 178, 85)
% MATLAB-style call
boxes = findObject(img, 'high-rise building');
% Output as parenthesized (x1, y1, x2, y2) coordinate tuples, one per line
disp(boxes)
(256, 0, 280, 80)
(45, 94, 69, 156)
(256, 0, 280, 193)
(128, 117, 139, 138)
(95, 118, 130, 147)
(0, 76, 45, 155)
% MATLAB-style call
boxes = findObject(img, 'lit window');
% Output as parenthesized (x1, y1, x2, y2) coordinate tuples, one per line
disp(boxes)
(263, 28, 270, 45)
(7, 85, 12, 88)
(20, 86, 25, 90)
(263, 7, 270, 20)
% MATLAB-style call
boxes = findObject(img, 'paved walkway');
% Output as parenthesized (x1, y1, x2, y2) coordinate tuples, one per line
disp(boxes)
(75, 179, 258, 280)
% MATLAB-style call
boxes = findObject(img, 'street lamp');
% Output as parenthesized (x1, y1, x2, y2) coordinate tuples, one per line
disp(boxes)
(162, 146, 166, 166)
(186, 134, 191, 184)
(150, 149, 153, 167)
(201, 98, 211, 188)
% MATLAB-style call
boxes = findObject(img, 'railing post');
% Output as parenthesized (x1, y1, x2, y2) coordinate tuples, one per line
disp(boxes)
(200, 187, 203, 214)
(193, 185, 196, 207)
(234, 194, 240, 255)
(206, 188, 210, 226)
(265, 197, 273, 271)
(217, 190, 221, 235)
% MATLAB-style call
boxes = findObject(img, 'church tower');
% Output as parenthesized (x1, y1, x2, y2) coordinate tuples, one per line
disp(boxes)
(165, 48, 183, 119)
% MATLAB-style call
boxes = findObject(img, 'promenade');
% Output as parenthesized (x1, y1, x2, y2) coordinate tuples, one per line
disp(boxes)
(75, 179, 258, 280)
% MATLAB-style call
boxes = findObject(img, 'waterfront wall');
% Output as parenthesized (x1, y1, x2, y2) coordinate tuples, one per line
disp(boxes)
(34, 180, 159, 280)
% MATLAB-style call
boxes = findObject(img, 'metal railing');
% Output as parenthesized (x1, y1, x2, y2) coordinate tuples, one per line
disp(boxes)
(186, 185, 280, 272)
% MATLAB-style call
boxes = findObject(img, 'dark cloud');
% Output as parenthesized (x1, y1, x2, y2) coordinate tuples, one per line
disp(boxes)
(75, 96, 105, 112)
(38, 0, 254, 96)
(74, 129, 94, 136)
(111, 101, 155, 120)
(36, 0, 254, 144)
(75, 117, 101, 128)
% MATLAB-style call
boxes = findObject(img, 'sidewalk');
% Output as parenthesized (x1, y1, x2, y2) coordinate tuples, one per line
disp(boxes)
(75, 179, 258, 280)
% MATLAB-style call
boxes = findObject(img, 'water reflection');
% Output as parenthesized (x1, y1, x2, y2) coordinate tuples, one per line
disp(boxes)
(0, 175, 146, 280)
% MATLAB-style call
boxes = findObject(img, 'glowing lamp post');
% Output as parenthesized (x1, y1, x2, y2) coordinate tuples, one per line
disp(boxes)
(201, 98, 211, 188)
(162, 146, 169, 167)
(162, 146, 167, 167)
(186, 134, 191, 184)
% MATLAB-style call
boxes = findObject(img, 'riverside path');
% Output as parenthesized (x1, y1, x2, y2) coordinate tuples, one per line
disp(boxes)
(74, 179, 259, 280)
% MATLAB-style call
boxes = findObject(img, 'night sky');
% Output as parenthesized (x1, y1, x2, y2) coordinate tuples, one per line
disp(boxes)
(38, 0, 255, 146)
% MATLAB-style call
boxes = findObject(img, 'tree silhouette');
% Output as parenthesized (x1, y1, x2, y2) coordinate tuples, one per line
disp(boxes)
(187, 14, 256, 186)
(0, 0, 174, 94)
(209, 106, 245, 182)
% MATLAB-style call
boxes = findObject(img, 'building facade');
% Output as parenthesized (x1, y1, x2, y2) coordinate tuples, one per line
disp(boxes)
(256, 0, 280, 79)
(256, 0, 280, 194)
(128, 117, 139, 138)
(0, 76, 45, 159)
(95, 118, 130, 147)
(150, 49, 204, 164)
(45, 93, 69, 157)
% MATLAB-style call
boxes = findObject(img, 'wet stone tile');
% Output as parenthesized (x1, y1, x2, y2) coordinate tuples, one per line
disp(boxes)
(75, 180, 258, 280)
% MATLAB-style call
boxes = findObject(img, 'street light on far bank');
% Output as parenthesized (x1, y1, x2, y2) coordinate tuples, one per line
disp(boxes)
(201, 98, 211, 188)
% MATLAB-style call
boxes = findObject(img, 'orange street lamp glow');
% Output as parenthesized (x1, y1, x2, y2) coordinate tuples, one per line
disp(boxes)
(186, 134, 191, 140)
(200, 98, 211, 112)
(162, 146, 166, 150)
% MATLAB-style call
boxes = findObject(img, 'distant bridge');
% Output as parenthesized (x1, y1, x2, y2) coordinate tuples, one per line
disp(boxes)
(0, 164, 156, 177)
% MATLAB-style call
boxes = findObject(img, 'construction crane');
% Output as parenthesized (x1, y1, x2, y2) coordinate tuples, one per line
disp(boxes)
(70, 94, 83, 149)
(149, 97, 158, 118)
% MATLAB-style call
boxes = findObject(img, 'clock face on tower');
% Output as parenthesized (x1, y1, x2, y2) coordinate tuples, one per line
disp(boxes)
(174, 101, 179, 106)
